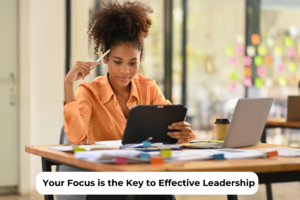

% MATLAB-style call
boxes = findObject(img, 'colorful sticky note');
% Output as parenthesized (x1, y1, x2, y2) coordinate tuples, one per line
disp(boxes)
(251, 34, 260, 45)
(290, 75, 298, 85)
(265, 78, 273, 87)
(244, 56, 252, 66)
(229, 82, 237, 92)
(244, 67, 252, 77)
(258, 46, 267, 56)
(160, 150, 172, 157)
(140, 153, 150, 159)
(235, 45, 244, 56)
(255, 78, 263, 88)
(225, 46, 234, 56)
(284, 37, 293, 47)
(257, 66, 266, 77)
(289, 62, 297, 72)
(230, 72, 237, 81)
(278, 77, 287, 86)
(266, 37, 274, 47)
(243, 77, 252, 87)
(276, 64, 284, 73)
(151, 157, 164, 164)
(275, 46, 283, 56)
(143, 141, 151, 147)
(267, 151, 278, 158)
(213, 154, 224, 160)
(74, 146, 85, 152)
(247, 46, 256, 57)
(264, 56, 273, 67)
(115, 157, 128, 164)
(229, 56, 238, 66)
(254, 56, 263, 66)
(287, 47, 295, 57)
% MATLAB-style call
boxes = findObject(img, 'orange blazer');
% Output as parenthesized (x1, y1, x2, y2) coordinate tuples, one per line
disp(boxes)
(63, 73, 196, 144)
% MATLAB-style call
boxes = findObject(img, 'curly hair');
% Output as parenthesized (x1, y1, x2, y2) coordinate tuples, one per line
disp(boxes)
(88, 0, 153, 56)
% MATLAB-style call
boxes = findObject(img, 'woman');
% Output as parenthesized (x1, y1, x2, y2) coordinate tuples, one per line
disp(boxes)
(64, 0, 196, 145)
(63, 1, 196, 199)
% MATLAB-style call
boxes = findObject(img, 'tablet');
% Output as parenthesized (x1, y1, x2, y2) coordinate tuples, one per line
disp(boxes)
(122, 105, 187, 144)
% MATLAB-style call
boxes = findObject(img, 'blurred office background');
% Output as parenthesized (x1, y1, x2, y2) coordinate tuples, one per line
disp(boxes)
(1, 0, 300, 199)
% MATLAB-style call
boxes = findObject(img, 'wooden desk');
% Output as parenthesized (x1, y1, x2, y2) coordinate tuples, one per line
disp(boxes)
(26, 144, 300, 200)
(261, 118, 300, 143)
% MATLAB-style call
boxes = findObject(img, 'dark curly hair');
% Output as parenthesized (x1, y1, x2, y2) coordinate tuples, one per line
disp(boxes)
(88, 0, 153, 57)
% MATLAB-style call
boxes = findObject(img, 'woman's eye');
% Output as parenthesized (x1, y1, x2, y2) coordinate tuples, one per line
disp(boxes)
(114, 61, 121, 65)
(130, 62, 137, 66)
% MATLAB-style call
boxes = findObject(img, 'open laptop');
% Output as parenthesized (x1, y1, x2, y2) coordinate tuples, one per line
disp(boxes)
(287, 96, 300, 122)
(183, 98, 274, 149)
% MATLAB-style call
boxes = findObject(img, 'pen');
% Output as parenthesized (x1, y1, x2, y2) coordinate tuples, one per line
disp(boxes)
(91, 49, 111, 69)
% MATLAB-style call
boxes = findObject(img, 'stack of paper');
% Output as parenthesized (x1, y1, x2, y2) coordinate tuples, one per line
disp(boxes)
(49, 144, 119, 152)
(251, 147, 300, 157)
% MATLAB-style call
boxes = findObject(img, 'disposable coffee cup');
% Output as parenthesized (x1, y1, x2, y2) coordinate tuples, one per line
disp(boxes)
(214, 119, 230, 140)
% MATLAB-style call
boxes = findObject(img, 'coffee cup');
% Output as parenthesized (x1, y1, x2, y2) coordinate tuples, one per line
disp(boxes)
(214, 119, 230, 140)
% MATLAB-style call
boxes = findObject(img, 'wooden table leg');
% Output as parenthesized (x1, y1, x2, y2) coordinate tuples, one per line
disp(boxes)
(41, 157, 54, 200)
(227, 195, 238, 200)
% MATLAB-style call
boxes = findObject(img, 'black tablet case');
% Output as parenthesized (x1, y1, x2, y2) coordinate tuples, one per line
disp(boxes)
(122, 105, 187, 144)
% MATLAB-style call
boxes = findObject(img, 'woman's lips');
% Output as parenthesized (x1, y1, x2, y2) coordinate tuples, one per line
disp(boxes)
(117, 76, 129, 81)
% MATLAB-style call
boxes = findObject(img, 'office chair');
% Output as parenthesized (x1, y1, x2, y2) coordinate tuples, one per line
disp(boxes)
(55, 125, 87, 200)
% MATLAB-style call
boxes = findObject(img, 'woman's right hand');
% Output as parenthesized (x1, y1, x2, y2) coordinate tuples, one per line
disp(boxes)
(64, 61, 101, 84)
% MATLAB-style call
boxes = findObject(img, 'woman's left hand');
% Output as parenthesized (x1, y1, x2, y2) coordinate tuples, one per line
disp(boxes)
(167, 121, 192, 143)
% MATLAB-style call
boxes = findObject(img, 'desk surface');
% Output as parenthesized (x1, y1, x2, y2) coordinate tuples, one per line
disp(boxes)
(266, 118, 300, 128)
(25, 144, 300, 173)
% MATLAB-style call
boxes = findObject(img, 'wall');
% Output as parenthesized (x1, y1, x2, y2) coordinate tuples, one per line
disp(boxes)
(19, 0, 65, 194)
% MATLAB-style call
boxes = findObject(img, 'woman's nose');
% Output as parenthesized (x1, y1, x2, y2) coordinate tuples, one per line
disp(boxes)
(120, 65, 130, 73)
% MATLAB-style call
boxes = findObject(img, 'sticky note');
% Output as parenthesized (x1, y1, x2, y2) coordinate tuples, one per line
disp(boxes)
(236, 34, 244, 44)
(243, 77, 252, 87)
(151, 157, 164, 164)
(278, 77, 287, 86)
(254, 56, 263, 66)
(160, 150, 172, 157)
(244, 56, 252, 66)
(74, 146, 85, 152)
(229, 56, 238, 66)
(265, 78, 273, 87)
(257, 66, 266, 77)
(267, 151, 278, 158)
(275, 46, 283, 55)
(251, 34, 260, 45)
(284, 37, 293, 47)
(143, 141, 151, 147)
(258, 46, 267, 56)
(264, 56, 273, 67)
(244, 67, 252, 77)
(213, 154, 224, 160)
(235, 45, 244, 56)
(287, 47, 295, 57)
(230, 72, 237, 81)
(290, 75, 298, 85)
(266, 37, 274, 47)
(289, 62, 297, 72)
(140, 153, 150, 159)
(276, 64, 284, 73)
(255, 78, 263, 88)
(247, 46, 256, 57)
(229, 82, 237, 92)
(115, 157, 128, 164)
(225, 46, 234, 56)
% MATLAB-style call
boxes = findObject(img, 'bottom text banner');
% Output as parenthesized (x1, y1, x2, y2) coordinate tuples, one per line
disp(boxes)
(37, 172, 258, 195)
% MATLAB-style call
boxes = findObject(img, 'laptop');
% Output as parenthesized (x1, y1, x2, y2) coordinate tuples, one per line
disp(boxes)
(287, 96, 300, 122)
(183, 98, 274, 149)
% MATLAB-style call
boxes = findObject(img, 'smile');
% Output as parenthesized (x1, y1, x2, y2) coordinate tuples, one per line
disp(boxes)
(117, 77, 130, 81)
